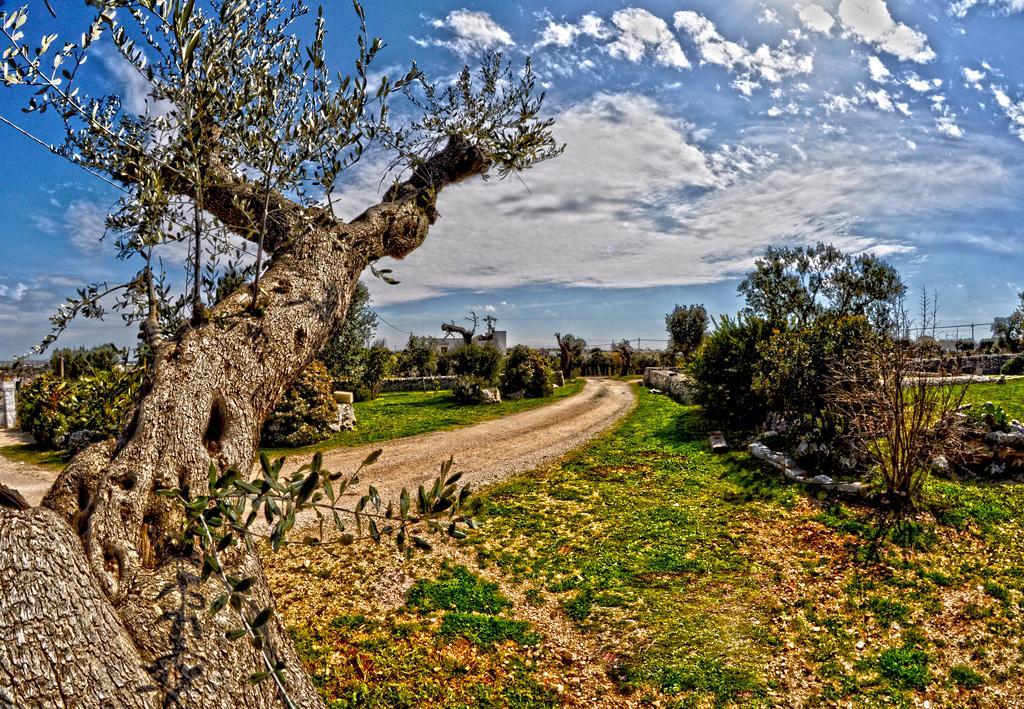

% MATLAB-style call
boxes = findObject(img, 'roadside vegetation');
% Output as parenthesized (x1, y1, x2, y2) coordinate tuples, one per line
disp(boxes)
(267, 384, 1024, 706)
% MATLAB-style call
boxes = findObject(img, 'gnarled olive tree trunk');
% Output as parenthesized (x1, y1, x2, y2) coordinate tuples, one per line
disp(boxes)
(0, 137, 489, 708)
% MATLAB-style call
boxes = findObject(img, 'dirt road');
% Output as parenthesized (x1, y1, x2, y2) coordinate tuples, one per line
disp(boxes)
(0, 430, 56, 507)
(1, 378, 637, 508)
(281, 377, 637, 510)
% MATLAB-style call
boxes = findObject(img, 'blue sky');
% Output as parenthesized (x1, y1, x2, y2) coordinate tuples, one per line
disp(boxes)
(1, 0, 1023, 356)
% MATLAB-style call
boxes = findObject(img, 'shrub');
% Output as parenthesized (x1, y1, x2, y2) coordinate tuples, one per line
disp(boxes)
(360, 343, 394, 399)
(261, 360, 337, 448)
(449, 344, 502, 383)
(501, 345, 553, 399)
(1001, 355, 1024, 375)
(452, 375, 490, 404)
(977, 338, 996, 353)
(688, 315, 773, 429)
(755, 315, 874, 426)
(18, 369, 143, 448)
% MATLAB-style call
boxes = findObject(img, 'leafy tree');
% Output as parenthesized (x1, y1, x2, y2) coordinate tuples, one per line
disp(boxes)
(738, 242, 905, 328)
(582, 347, 612, 376)
(396, 334, 438, 377)
(554, 332, 586, 377)
(320, 282, 377, 384)
(0, 1, 560, 705)
(361, 341, 395, 400)
(665, 304, 707, 361)
(992, 292, 1024, 353)
(49, 343, 125, 379)
(612, 339, 634, 376)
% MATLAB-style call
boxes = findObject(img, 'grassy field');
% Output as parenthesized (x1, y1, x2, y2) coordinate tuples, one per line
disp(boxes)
(268, 382, 1024, 707)
(262, 378, 584, 456)
(963, 375, 1024, 420)
(0, 442, 69, 471)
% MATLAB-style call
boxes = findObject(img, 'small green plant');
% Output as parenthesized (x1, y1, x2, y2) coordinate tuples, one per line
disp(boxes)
(563, 588, 594, 621)
(438, 612, 538, 647)
(406, 564, 510, 614)
(867, 597, 910, 625)
(950, 664, 985, 689)
(965, 401, 1010, 432)
(878, 645, 930, 690)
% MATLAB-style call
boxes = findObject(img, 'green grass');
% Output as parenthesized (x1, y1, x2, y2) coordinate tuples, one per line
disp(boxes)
(261, 378, 584, 457)
(406, 563, 510, 614)
(963, 375, 1024, 421)
(465, 384, 1024, 705)
(0, 443, 69, 471)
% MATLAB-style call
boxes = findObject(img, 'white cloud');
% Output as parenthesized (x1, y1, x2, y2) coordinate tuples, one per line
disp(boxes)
(838, 0, 935, 63)
(758, 5, 781, 25)
(534, 13, 608, 49)
(673, 11, 813, 87)
(936, 116, 965, 138)
(991, 85, 1024, 142)
(58, 200, 110, 254)
(352, 94, 1009, 305)
(867, 56, 891, 83)
(424, 10, 514, 56)
(904, 73, 941, 92)
(963, 66, 987, 89)
(798, 4, 836, 34)
(606, 8, 690, 69)
(949, 0, 1024, 17)
(862, 87, 895, 112)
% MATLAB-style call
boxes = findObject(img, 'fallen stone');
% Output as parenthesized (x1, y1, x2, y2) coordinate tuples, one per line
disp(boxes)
(333, 390, 354, 404)
(708, 431, 729, 454)
(481, 388, 502, 404)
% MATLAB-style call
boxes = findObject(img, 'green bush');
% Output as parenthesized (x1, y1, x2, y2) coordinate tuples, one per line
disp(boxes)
(688, 315, 772, 429)
(755, 314, 873, 425)
(452, 375, 491, 404)
(501, 345, 553, 399)
(261, 360, 337, 448)
(17, 368, 142, 448)
(449, 344, 502, 383)
(1001, 355, 1024, 375)
(360, 343, 394, 400)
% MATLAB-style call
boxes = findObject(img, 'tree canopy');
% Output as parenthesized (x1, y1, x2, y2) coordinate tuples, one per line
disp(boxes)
(738, 242, 905, 329)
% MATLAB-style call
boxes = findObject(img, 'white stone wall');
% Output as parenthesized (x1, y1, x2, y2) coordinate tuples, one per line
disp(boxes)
(643, 368, 693, 404)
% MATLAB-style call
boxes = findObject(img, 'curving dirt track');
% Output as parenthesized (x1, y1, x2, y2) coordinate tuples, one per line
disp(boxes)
(1, 379, 637, 508)
(0, 430, 56, 507)
(281, 377, 637, 511)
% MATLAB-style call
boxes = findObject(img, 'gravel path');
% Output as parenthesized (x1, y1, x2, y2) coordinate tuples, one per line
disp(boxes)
(0, 430, 56, 506)
(1, 378, 637, 508)
(282, 377, 637, 512)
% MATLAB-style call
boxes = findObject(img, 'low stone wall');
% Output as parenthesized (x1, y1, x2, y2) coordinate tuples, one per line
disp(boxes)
(913, 353, 1015, 375)
(643, 367, 693, 404)
(379, 376, 458, 393)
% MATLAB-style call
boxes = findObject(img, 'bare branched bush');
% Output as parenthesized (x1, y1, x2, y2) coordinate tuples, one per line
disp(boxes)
(830, 332, 969, 507)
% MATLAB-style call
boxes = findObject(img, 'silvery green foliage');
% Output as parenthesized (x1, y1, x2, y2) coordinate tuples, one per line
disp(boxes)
(1, 0, 560, 353)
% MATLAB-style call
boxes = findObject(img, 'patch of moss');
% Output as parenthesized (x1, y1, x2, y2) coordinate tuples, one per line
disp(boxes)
(878, 645, 931, 690)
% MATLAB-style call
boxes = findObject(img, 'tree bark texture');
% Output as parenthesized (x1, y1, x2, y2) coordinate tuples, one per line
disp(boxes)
(0, 136, 490, 707)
